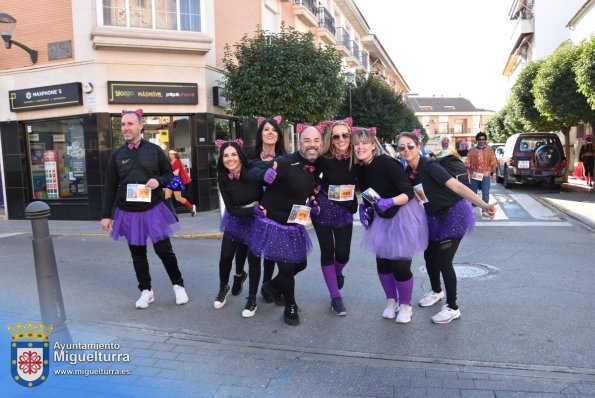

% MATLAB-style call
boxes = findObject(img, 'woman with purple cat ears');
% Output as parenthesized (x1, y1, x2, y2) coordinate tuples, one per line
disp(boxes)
(310, 118, 358, 316)
(353, 127, 428, 324)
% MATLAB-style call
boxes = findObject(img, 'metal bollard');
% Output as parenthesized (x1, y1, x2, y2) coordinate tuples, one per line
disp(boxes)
(25, 201, 72, 343)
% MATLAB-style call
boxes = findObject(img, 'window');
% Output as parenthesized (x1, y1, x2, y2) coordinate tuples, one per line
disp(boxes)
(99, 0, 201, 32)
(439, 123, 448, 133)
(27, 118, 88, 200)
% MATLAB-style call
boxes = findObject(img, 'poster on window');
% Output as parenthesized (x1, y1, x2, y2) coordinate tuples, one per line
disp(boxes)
(44, 150, 60, 199)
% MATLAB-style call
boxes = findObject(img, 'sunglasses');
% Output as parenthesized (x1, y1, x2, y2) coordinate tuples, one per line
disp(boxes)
(397, 143, 417, 152)
(332, 133, 351, 141)
(477, 138, 486, 141)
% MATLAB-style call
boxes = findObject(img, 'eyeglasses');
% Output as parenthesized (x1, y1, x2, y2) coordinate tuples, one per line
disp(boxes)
(477, 138, 486, 141)
(397, 143, 417, 152)
(332, 133, 351, 141)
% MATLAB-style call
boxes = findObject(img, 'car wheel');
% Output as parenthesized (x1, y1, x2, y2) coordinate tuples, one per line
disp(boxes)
(503, 166, 512, 188)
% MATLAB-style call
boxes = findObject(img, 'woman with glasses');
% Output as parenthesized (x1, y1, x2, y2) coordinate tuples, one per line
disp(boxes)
(310, 119, 358, 316)
(397, 131, 496, 324)
(354, 128, 428, 324)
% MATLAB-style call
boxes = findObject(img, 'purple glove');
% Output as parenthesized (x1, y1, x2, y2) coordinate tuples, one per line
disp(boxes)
(374, 197, 395, 214)
(263, 161, 278, 184)
(253, 205, 266, 218)
(310, 206, 321, 216)
(358, 204, 373, 230)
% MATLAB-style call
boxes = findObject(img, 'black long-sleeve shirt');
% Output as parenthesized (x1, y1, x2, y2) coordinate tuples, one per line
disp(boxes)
(357, 154, 414, 218)
(316, 155, 358, 212)
(248, 151, 317, 224)
(218, 174, 263, 217)
(102, 140, 173, 217)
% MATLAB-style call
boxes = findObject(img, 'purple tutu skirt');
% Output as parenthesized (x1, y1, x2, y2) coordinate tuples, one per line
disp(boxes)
(111, 202, 180, 246)
(166, 176, 185, 191)
(427, 199, 475, 241)
(219, 210, 255, 244)
(361, 200, 428, 260)
(247, 217, 312, 263)
(311, 191, 354, 228)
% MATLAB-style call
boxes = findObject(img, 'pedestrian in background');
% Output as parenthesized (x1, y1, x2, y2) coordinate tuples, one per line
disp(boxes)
(247, 125, 322, 326)
(397, 131, 496, 324)
(165, 149, 196, 217)
(311, 118, 358, 316)
(579, 134, 594, 187)
(214, 139, 263, 317)
(466, 132, 497, 217)
(101, 109, 189, 309)
(354, 127, 428, 324)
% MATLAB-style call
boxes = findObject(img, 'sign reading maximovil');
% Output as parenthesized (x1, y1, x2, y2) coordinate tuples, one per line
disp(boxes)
(9, 83, 83, 112)
(108, 81, 198, 105)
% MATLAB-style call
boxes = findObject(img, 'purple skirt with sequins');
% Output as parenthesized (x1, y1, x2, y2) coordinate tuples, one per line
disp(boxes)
(247, 217, 312, 263)
(219, 210, 254, 244)
(310, 191, 354, 228)
(166, 176, 185, 191)
(427, 199, 475, 241)
(361, 200, 428, 260)
(111, 202, 180, 246)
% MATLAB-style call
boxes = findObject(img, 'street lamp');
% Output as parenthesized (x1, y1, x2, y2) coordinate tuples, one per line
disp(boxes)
(0, 13, 38, 64)
(346, 71, 355, 119)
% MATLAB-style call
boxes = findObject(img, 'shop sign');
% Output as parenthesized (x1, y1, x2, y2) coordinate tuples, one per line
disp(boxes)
(108, 81, 198, 105)
(9, 83, 83, 112)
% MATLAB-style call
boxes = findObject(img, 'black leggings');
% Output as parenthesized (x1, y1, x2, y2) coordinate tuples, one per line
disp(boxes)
(128, 238, 183, 291)
(269, 259, 307, 306)
(376, 258, 412, 281)
(582, 159, 594, 179)
(219, 237, 261, 296)
(236, 246, 276, 283)
(313, 222, 353, 266)
(424, 237, 462, 309)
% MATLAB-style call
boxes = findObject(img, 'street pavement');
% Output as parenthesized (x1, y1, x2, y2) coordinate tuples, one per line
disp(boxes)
(0, 181, 594, 397)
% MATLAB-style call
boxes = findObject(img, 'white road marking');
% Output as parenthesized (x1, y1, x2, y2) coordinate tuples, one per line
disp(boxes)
(475, 221, 571, 227)
(0, 233, 25, 238)
(509, 194, 560, 220)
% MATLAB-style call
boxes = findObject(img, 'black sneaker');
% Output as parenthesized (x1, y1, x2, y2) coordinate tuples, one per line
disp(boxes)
(337, 275, 345, 290)
(241, 295, 257, 318)
(260, 284, 274, 303)
(262, 281, 285, 306)
(214, 285, 230, 309)
(330, 297, 347, 316)
(231, 272, 247, 296)
(284, 304, 300, 326)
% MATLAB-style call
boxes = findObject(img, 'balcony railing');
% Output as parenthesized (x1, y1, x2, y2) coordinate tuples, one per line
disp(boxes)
(294, 0, 318, 16)
(335, 27, 350, 48)
(360, 52, 367, 68)
(318, 7, 335, 35)
(351, 40, 360, 59)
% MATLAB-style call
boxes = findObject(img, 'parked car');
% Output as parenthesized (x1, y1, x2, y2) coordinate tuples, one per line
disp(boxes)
(496, 133, 565, 188)
(490, 143, 505, 161)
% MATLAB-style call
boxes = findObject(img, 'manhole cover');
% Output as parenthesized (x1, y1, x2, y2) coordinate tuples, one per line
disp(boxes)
(419, 262, 498, 279)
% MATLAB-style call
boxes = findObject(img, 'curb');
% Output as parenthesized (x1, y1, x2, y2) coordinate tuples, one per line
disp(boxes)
(561, 182, 594, 193)
(533, 194, 595, 233)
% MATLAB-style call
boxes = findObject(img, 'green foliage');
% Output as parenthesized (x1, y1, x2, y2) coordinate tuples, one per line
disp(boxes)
(574, 36, 595, 111)
(221, 24, 344, 124)
(335, 72, 420, 142)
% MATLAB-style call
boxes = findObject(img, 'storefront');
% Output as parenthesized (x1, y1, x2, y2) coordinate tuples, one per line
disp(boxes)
(1, 81, 254, 220)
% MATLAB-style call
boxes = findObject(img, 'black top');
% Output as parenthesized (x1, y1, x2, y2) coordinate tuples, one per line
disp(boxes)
(406, 156, 460, 216)
(219, 173, 263, 217)
(316, 155, 358, 213)
(248, 151, 317, 225)
(102, 140, 173, 217)
(357, 155, 414, 218)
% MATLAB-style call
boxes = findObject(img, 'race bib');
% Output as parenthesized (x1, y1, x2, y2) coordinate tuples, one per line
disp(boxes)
(126, 184, 151, 202)
(361, 187, 380, 204)
(287, 205, 311, 225)
(328, 185, 355, 201)
(471, 172, 484, 181)
(413, 183, 429, 204)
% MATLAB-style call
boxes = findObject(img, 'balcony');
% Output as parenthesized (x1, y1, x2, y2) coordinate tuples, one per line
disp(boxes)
(315, 6, 336, 45)
(343, 40, 360, 67)
(509, 15, 534, 54)
(335, 27, 351, 57)
(293, 0, 318, 27)
(360, 52, 367, 69)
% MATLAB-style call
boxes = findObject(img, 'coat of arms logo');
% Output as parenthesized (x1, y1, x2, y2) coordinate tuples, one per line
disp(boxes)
(7, 321, 53, 387)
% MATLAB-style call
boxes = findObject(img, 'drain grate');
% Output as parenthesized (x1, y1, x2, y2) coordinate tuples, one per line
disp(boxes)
(419, 262, 498, 279)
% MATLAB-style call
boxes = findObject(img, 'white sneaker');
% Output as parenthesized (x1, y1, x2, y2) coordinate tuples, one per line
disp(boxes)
(173, 285, 189, 305)
(135, 289, 154, 309)
(191, 204, 196, 217)
(382, 298, 398, 319)
(418, 290, 445, 307)
(395, 304, 412, 324)
(431, 305, 461, 324)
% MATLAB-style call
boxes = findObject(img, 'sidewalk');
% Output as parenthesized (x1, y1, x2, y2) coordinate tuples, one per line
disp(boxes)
(539, 176, 595, 231)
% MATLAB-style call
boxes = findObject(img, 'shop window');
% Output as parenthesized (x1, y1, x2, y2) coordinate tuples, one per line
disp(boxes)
(27, 118, 87, 200)
(99, 0, 201, 32)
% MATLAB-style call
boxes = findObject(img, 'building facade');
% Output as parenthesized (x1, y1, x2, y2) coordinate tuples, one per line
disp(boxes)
(0, 0, 407, 220)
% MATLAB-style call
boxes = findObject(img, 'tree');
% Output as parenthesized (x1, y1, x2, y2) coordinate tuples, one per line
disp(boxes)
(221, 24, 344, 124)
(574, 36, 595, 116)
(335, 72, 422, 142)
(533, 43, 595, 182)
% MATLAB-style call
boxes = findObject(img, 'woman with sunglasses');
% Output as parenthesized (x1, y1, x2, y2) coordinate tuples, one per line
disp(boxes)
(233, 116, 289, 303)
(310, 119, 358, 316)
(214, 140, 263, 318)
(397, 131, 496, 324)
(354, 128, 428, 324)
